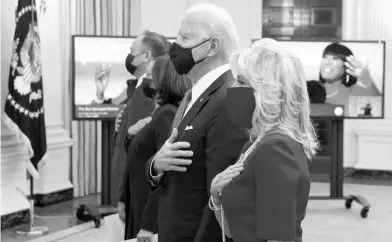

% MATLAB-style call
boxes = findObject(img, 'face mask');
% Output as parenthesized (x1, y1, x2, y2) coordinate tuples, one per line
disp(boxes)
(169, 39, 211, 75)
(142, 79, 156, 99)
(223, 87, 255, 130)
(125, 53, 144, 75)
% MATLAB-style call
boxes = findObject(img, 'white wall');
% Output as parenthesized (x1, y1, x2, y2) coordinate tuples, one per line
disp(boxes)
(342, 0, 392, 170)
(1, 0, 30, 215)
(1, 0, 73, 216)
(140, 0, 262, 51)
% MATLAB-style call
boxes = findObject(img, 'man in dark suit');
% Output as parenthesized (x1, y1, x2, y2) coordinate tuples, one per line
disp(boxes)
(113, 30, 170, 212)
(145, 4, 249, 242)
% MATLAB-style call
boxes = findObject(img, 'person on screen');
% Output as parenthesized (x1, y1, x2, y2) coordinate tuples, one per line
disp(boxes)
(119, 55, 192, 241)
(360, 99, 373, 116)
(112, 30, 171, 209)
(93, 32, 170, 105)
(317, 42, 381, 109)
(92, 63, 134, 105)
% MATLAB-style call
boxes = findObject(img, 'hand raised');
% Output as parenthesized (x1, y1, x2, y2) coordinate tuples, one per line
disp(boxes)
(95, 64, 111, 94)
(344, 55, 372, 87)
(153, 128, 193, 174)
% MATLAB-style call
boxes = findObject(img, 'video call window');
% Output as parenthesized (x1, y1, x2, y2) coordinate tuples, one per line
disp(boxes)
(72, 36, 135, 120)
(277, 40, 386, 119)
(72, 35, 175, 120)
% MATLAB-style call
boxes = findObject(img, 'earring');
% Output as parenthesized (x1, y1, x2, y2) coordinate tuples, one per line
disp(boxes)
(345, 74, 349, 83)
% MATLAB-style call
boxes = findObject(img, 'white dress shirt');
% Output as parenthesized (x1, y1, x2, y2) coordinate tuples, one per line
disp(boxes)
(183, 64, 230, 117)
(135, 73, 147, 88)
(149, 64, 230, 183)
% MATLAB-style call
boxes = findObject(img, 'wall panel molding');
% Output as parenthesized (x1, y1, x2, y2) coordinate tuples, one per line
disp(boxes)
(46, 126, 74, 150)
(354, 129, 392, 170)
(1, 146, 30, 216)
(1, 125, 73, 158)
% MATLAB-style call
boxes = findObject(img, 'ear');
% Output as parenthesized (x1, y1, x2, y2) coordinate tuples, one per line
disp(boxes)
(144, 50, 153, 62)
(207, 37, 221, 57)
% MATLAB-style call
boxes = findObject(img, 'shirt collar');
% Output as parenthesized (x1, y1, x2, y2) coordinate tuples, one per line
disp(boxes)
(191, 64, 230, 103)
(136, 73, 147, 88)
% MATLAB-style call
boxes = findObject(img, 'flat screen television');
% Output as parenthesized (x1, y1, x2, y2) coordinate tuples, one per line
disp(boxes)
(252, 39, 386, 119)
(71, 35, 176, 120)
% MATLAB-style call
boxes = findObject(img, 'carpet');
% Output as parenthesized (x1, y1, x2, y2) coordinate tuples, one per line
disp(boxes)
(303, 183, 392, 242)
(4, 184, 391, 242)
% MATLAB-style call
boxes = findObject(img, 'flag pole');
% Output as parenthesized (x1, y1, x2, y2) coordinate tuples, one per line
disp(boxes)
(14, 0, 49, 236)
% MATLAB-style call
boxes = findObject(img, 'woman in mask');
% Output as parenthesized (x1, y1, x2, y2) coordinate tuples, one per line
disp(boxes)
(209, 38, 319, 242)
(118, 55, 192, 241)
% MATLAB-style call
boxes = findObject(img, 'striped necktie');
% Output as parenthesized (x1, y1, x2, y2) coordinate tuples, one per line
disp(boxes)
(172, 90, 192, 129)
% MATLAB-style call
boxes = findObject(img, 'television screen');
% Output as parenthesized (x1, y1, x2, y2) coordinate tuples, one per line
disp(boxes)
(72, 35, 176, 120)
(277, 40, 385, 118)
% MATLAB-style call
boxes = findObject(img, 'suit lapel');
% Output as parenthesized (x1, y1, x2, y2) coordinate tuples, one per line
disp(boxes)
(177, 70, 234, 138)
(177, 94, 209, 136)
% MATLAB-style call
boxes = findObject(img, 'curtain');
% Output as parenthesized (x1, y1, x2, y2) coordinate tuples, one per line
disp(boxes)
(342, 0, 392, 117)
(60, 0, 141, 197)
(342, 0, 392, 168)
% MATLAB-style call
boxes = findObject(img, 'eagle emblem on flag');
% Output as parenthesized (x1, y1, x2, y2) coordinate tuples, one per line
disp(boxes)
(12, 23, 43, 102)
(3, 0, 47, 173)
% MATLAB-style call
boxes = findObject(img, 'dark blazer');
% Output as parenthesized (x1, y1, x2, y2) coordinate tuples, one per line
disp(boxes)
(119, 104, 177, 240)
(146, 70, 250, 242)
(220, 133, 311, 242)
(111, 79, 155, 206)
(306, 80, 326, 104)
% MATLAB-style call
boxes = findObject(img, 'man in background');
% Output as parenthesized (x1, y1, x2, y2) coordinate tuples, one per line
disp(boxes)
(112, 30, 171, 212)
(93, 32, 161, 105)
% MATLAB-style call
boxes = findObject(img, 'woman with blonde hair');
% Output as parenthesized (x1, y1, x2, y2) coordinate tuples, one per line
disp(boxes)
(209, 38, 319, 242)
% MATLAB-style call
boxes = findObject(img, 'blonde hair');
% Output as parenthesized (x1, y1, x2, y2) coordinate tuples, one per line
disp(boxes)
(186, 3, 238, 61)
(230, 38, 319, 159)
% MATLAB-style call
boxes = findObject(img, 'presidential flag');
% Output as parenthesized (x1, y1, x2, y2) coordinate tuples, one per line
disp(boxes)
(3, 0, 47, 176)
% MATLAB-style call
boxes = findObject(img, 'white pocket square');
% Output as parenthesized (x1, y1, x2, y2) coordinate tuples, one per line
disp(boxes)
(185, 125, 193, 130)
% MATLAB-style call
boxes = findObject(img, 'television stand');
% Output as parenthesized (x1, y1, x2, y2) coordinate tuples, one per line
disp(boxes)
(309, 195, 370, 218)
(309, 104, 371, 219)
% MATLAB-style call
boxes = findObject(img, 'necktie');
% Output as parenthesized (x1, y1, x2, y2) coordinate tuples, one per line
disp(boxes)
(172, 90, 192, 129)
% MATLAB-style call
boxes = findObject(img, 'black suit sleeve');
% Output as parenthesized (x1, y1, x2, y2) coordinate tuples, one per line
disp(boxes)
(90, 98, 112, 105)
(103, 98, 113, 104)
(253, 140, 300, 241)
(140, 109, 175, 232)
(123, 134, 134, 153)
(145, 154, 165, 190)
(118, 166, 129, 203)
(195, 105, 249, 242)
(145, 157, 158, 189)
(118, 134, 135, 203)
